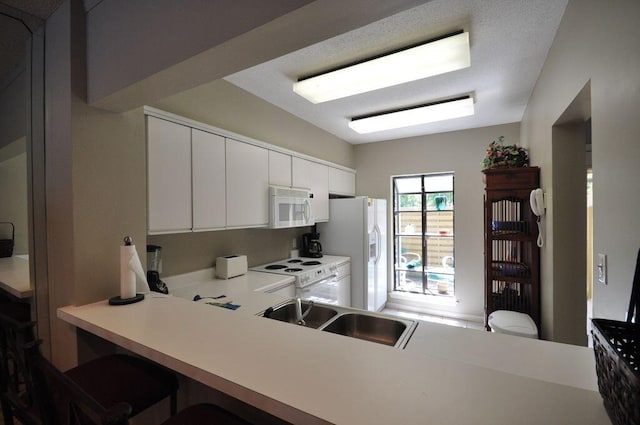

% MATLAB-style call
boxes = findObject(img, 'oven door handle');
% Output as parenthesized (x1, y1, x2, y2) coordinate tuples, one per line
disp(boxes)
(300, 274, 338, 290)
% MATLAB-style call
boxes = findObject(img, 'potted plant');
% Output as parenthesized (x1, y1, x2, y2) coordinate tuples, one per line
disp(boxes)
(481, 136, 529, 170)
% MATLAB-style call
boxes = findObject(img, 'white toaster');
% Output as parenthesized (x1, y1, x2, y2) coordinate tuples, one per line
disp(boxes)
(215, 255, 248, 279)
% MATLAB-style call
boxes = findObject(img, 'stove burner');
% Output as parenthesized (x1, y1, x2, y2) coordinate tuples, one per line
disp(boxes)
(301, 261, 321, 266)
(287, 259, 303, 263)
(265, 264, 287, 270)
(284, 268, 303, 273)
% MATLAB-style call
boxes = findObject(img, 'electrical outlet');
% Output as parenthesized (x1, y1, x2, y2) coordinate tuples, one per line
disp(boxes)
(597, 253, 607, 284)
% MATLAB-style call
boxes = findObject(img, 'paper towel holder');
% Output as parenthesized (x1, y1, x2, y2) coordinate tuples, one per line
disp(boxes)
(109, 293, 144, 305)
(109, 236, 146, 306)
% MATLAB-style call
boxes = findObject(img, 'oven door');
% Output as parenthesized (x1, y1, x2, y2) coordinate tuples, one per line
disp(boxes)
(297, 274, 350, 307)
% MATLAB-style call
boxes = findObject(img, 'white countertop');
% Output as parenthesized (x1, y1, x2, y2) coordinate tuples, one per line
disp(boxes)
(406, 319, 598, 391)
(0, 256, 32, 298)
(58, 271, 610, 425)
(165, 268, 294, 294)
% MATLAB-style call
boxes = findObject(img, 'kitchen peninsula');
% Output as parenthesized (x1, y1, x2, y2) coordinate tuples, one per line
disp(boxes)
(0, 256, 32, 298)
(58, 272, 609, 425)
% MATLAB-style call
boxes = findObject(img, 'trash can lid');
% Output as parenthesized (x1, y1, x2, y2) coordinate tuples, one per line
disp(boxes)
(488, 310, 538, 339)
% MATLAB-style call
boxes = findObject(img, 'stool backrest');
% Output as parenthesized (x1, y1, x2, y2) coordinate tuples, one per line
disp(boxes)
(0, 311, 38, 424)
(24, 340, 132, 425)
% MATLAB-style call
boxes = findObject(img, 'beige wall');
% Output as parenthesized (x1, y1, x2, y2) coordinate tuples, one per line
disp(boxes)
(148, 227, 311, 276)
(151, 80, 354, 168)
(44, 0, 149, 368)
(71, 103, 147, 305)
(551, 122, 587, 345)
(0, 138, 28, 254)
(521, 0, 640, 341)
(45, 1, 76, 369)
(355, 122, 521, 319)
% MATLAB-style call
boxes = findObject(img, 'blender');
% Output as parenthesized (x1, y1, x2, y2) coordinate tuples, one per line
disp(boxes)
(146, 244, 169, 294)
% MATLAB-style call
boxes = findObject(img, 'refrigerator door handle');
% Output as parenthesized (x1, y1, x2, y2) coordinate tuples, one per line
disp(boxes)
(374, 224, 382, 264)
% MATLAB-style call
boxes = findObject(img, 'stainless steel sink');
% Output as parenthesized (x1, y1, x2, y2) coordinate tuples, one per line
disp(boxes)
(320, 313, 412, 348)
(262, 300, 338, 329)
(260, 300, 417, 348)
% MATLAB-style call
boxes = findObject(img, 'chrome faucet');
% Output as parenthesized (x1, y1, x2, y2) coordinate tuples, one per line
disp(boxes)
(295, 298, 313, 326)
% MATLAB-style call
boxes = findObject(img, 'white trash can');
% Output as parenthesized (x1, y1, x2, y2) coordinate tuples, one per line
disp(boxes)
(488, 310, 538, 339)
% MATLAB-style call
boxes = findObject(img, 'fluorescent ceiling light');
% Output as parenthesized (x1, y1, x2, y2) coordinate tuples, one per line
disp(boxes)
(349, 96, 474, 134)
(293, 31, 470, 104)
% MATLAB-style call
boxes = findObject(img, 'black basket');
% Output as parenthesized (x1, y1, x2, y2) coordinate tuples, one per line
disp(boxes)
(591, 319, 640, 425)
(0, 222, 14, 258)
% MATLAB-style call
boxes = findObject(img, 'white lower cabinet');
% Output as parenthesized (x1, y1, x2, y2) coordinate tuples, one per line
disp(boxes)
(192, 129, 226, 231)
(292, 157, 329, 222)
(226, 139, 269, 227)
(147, 116, 192, 233)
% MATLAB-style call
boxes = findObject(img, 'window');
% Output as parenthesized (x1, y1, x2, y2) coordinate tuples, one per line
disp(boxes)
(393, 173, 455, 296)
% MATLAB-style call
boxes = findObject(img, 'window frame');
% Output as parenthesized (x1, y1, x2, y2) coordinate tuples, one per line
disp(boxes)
(392, 173, 455, 297)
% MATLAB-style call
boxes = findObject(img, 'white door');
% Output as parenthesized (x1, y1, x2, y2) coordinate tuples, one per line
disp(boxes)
(292, 157, 329, 222)
(328, 167, 355, 196)
(374, 199, 388, 311)
(269, 150, 292, 187)
(367, 199, 376, 311)
(225, 139, 269, 227)
(147, 116, 192, 233)
(192, 129, 225, 231)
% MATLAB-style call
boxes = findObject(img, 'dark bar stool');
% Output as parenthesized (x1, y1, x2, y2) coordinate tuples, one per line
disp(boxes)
(0, 313, 179, 424)
(0, 301, 31, 323)
(64, 353, 178, 417)
(24, 340, 252, 425)
(160, 403, 252, 425)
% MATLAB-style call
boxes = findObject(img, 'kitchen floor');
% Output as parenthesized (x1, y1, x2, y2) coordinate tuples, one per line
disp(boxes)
(382, 308, 485, 330)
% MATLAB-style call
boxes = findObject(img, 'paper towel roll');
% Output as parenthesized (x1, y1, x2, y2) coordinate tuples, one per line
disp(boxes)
(120, 244, 150, 299)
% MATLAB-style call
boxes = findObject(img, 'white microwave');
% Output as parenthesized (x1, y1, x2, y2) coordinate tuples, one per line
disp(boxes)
(268, 186, 314, 228)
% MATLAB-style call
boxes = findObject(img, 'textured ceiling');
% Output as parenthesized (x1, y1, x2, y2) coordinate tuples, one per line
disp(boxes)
(226, 0, 569, 144)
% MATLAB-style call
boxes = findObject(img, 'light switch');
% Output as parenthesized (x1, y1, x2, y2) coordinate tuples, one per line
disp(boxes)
(597, 253, 607, 285)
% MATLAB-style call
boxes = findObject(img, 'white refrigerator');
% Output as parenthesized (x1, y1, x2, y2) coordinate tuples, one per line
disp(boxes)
(317, 197, 387, 311)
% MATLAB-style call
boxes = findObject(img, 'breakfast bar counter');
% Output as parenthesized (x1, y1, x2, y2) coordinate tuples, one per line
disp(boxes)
(0, 256, 32, 298)
(58, 292, 610, 425)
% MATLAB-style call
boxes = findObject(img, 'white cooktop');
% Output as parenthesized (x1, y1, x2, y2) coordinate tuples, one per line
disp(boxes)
(250, 255, 350, 287)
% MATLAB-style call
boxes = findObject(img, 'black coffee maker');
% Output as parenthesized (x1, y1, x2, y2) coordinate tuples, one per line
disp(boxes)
(146, 244, 169, 294)
(302, 233, 323, 258)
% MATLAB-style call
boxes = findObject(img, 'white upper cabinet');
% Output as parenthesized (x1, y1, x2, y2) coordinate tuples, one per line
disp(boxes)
(226, 139, 269, 227)
(145, 108, 355, 233)
(269, 150, 292, 187)
(329, 167, 356, 196)
(192, 129, 226, 231)
(147, 116, 192, 233)
(292, 157, 329, 222)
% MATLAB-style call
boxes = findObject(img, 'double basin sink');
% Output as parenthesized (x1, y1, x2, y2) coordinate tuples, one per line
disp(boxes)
(260, 300, 417, 349)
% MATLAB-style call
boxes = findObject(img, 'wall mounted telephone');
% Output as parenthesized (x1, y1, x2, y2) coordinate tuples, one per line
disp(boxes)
(530, 188, 545, 247)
